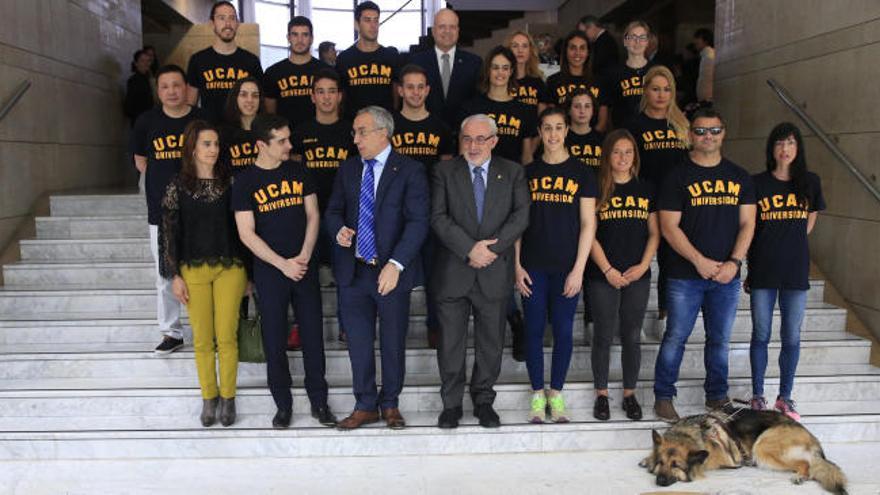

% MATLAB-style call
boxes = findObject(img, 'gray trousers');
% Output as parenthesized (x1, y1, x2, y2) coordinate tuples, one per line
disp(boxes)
(588, 276, 650, 390)
(436, 285, 507, 409)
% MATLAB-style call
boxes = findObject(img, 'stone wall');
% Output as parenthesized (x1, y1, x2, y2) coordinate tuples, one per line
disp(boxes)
(714, 0, 880, 338)
(0, 0, 142, 251)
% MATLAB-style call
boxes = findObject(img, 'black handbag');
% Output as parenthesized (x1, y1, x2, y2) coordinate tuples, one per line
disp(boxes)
(237, 294, 266, 363)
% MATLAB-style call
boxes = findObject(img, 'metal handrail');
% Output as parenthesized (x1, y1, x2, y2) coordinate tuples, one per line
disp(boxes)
(767, 78, 880, 203)
(0, 80, 31, 124)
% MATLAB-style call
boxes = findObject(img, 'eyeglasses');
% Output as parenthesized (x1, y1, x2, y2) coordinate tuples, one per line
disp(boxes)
(692, 126, 724, 136)
(625, 34, 649, 42)
(351, 127, 385, 138)
(460, 134, 495, 146)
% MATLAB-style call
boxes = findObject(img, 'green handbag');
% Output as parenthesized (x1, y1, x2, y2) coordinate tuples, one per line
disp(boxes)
(237, 294, 266, 363)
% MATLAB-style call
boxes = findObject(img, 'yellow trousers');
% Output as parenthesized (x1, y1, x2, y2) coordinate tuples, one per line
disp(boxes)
(181, 263, 247, 399)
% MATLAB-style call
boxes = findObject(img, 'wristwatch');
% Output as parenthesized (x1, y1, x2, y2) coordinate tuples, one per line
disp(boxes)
(727, 257, 743, 269)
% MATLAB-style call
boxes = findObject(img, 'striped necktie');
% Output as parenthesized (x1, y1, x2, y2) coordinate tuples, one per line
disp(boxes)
(356, 158, 377, 262)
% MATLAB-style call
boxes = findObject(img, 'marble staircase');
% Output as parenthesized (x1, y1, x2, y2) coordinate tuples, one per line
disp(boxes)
(0, 193, 877, 460)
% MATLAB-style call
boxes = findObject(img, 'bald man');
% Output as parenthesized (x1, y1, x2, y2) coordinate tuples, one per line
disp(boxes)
(409, 8, 482, 131)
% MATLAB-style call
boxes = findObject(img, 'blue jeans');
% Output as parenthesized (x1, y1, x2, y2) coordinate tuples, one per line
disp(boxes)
(654, 277, 740, 401)
(521, 270, 579, 391)
(749, 288, 806, 400)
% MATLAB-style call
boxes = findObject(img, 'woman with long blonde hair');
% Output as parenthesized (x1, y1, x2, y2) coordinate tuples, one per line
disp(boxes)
(587, 129, 659, 421)
(625, 64, 689, 330)
(506, 30, 551, 115)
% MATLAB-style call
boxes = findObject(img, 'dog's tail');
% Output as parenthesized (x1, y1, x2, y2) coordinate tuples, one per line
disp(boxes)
(810, 450, 848, 495)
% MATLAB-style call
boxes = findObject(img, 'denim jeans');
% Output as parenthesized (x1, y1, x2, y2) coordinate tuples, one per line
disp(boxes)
(653, 277, 740, 401)
(521, 270, 579, 391)
(749, 288, 806, 400)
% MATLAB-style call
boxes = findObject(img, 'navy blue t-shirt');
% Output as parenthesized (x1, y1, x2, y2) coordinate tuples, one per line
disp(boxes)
(658, 157, 756, 280)
(747, 171, 825, 290)
(522, 157, 598, 272)
(186, 47, 263, 123)
(130, 106, 204, 225)
(262, 57, 328, 130)
(391, 113, 454, 171)
(336, 44, 400, 119)
(587, 178, 656, 279)
(602, 60, 654, 128)
(459, 95, 538, 163)
(512, 76, 553, 111)
(626, 112, 689, 188)
(231, 161, 316, 261)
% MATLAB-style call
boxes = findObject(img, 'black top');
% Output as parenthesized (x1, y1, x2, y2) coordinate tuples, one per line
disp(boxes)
(546, 72, 605, 106)
(626, 112, 689, 188)
(123, 72, 154, 126)
(159, 177, 245, 278)
(566, 129, 604, 170)
(391, 113, 454, 171)
(522, 157, 598, 272)
(603, 60, 654, 128)
(587, 178, 656, 279)
(263, 57, 328, 130)
(221, 125, 257, 175)
(186, 47, 263, 123)
(512, 76, 552, 111)
(130, 106, 204, 225)
(232, 161, 317, 262)
(590, 31, 621, 77)
(459, 94, 538, 163)
(336, 44, 400, 119)
(748, 171, 826, 290)
(658, 157, 756, 280)
(290, 119, 355, 212)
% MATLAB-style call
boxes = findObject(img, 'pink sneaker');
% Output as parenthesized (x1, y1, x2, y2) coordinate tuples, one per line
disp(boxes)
(775, 397, 801, 421)
(750, 395, 768, 411)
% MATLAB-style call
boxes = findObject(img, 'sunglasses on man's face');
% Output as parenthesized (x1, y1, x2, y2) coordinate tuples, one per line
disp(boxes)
(692, 126, 724, 136)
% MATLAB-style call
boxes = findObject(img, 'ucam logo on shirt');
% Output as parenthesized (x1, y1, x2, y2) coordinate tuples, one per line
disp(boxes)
(152, 134, 185, 159)
(347, 63, 393, 86)
(203, 67, 252, 89)
(529, 175, 580, 203)
(686, 179, 743, 206)
(599, 194, 650, 220)
(253, 179, 305, 212)
(758, 192, 810, 220)
(276, 74, 314, 97)
(304, 146, 349, 169)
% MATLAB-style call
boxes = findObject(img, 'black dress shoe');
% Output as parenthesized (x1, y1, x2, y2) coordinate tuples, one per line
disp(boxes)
(272, 408, 292, 429)
(507, 310, 526, 362)
(311, 405, 337, 426)
(438, 406, 463, 429)
(622, 395, 643, 421)
(473, 404, 501, 428)
(593, 395, 610, 421)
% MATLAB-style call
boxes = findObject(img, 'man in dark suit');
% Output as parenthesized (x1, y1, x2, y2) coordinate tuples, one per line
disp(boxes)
(409, 8, 481, 132)
(325, 106, 430, 430)
(578, 15, 620, 77)
(431, 114, 530, 429)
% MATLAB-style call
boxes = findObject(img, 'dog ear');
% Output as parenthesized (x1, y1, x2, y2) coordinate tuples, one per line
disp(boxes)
(687, 450, 709, 466)
(652, 430, 662, 446)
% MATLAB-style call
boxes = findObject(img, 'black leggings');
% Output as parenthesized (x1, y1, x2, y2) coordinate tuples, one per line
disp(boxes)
(588, 276, 650, 390)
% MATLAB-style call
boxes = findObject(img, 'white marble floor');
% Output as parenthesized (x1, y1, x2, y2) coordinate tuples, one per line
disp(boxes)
(1, 443, 877, 495)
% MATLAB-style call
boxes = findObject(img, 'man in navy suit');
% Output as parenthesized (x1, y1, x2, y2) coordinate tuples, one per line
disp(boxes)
(325, 106, 430, 430)
(409, 8, 481, 132)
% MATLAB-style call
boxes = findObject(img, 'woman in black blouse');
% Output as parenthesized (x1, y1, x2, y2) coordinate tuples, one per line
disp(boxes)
(160, 120, 248, 427)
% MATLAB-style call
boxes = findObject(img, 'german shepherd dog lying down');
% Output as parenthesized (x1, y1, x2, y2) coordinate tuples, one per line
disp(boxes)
(640, 408, 847, 494)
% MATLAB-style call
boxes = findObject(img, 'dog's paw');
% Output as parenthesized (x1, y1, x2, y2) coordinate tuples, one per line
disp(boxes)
(790, 474, 805, 485)
(638, 456, 651, 468)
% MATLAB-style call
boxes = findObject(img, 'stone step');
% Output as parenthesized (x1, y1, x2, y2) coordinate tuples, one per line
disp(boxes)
(50, 194, 145, 217)
(0, 279, 828, 318)
(18, 239, 151, 262)
(0, 411, 877, 460)
(0, 340, 869, 382)
(35, 215, 148, 239)
(0, 305, 848, 346)
(1, 375, 878, 427)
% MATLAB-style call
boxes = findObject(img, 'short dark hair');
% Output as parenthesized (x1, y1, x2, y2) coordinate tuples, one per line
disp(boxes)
(694, 28, 714, 47)
(578, 14, 600, 27)
(691, 107, 725, 127)
(210, 1, 237, 20)
(398, 64, 428, 83)
(312, 68, 341, 89)
(355, 1, 380, 21)
(131, 49, 149, 72)
(318, 41, 336, 55)
(252, 114, 290, 145)
(156, 64, 186, 82)
(288, 16, 313, 35)
(538, 106, 568, 127)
